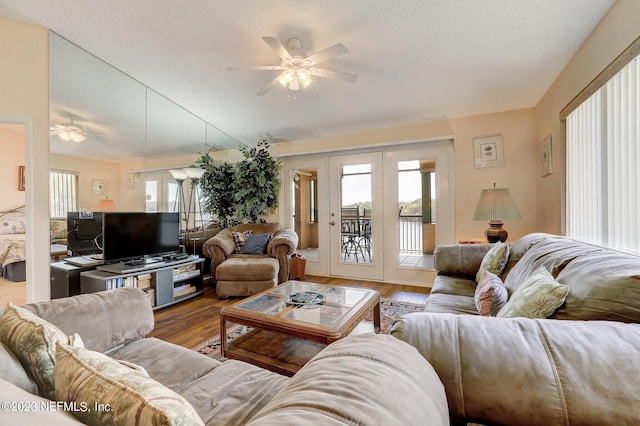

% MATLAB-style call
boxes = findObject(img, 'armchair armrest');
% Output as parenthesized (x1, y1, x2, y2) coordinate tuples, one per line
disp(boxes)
(268, 229, 298, 283)
(433, 243, 493, 278)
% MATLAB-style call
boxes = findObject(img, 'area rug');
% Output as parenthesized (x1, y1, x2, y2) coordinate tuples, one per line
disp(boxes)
(193, 297, 426, 361)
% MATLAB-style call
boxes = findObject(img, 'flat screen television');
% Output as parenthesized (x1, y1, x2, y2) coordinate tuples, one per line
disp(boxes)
(67, 212, 104, 256)
(102, 212, 180, 264)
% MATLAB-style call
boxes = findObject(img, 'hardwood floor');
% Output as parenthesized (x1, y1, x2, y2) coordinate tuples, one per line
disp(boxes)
(149, 275, 431, 349)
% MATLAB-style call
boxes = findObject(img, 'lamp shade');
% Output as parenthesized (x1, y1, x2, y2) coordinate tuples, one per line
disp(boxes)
(183, 167, 205, 179)
(169, 169, 188, 180)
(97, 198, 116, 211)
(473, 188, 521, 221)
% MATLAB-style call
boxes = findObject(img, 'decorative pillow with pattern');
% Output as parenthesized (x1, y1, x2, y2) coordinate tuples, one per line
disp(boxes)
(474, 271, 509, 316)
(476, 242, 510, 282)
(55, 343, 205, 426)
(0, 215, 26, 235)
(231, 230, 252, 253)
(0, 302, 83, 399)
(497, 266, 570, 319)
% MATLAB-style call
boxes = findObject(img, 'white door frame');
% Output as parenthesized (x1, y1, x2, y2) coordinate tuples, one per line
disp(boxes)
(329, 151, 384, 281)
(279, 139, 454, 286)
(281, 157, 329, 276)
(382, 141, 455, 285)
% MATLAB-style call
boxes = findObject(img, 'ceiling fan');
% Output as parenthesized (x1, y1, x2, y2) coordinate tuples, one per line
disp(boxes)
(49, 118, 100, 143)
(228, 36, 358, 96)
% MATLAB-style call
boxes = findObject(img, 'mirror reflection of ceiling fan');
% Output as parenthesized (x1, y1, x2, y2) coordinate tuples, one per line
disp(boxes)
(49, 118, 102, 143)
(228, 36, 358, 96)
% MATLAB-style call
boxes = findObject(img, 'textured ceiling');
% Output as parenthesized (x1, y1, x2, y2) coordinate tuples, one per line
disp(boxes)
(0, 0, 615, 160)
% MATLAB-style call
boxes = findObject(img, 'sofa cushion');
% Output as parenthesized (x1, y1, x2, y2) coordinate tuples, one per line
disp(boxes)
(476, 242, 509, 282)
(179, 360, 289, 425)
(231, 230, 252, 253)
(502, 234, 600, 295)
(430, 275, 477, 297)
(425, 293, 478, 315)
(0, 341, 38, 394)
(475, 271, 508, 316)
(0, 302, 81, 399)
(55, 343, 204, 426)
(241, 233, 273, 255)
(392, 313, 640, 425)
(552, 249, 640, 322)
(498, 266, 569, 319)
(109, 337, 219, 391)
(246, 334, 449, 425)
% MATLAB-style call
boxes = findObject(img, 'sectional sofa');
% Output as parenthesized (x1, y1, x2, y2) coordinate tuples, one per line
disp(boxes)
(0, 287, 448, 425)
(392, 233, 640, 425)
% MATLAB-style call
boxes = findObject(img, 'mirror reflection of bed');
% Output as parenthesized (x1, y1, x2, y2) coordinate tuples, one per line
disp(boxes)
(0, 206, 27, 305)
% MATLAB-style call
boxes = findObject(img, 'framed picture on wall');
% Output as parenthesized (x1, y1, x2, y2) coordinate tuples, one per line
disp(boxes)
(18, 166, 25, 191)
(540, 135, 552, 176)
(92, 179, 107, 194)
(473, 134, 505, 168)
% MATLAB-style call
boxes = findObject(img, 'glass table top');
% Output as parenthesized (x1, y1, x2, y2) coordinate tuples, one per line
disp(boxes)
(234, 281, 374, 327)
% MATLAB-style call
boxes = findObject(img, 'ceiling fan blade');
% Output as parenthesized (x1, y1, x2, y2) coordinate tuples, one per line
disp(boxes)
(306, 43, 348, 65)
(227, 65, 285, 72)
(256, 75, 282, 96)
(311, 68, 358, 83)
(261, 36, 291, 60)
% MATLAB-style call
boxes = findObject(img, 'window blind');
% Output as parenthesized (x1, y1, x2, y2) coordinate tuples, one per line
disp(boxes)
(566, 55, 639, 254)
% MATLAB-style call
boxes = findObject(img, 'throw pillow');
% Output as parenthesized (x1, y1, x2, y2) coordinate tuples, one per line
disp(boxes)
(231, 230, 252, 253)
(476, 242, 510, 282)
(241, 233, 273, 255)
(474, 271, 509, 316)
(55, 343, 204, 426)
(497, 266, 570, 319)
(0, 302, 83, 399)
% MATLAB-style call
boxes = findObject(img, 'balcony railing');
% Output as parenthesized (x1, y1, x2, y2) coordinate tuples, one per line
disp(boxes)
(399, 214, 423, 254)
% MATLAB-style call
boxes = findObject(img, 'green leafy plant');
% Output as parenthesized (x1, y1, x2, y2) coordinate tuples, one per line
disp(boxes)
(193, 148, 237, 228)
(193, 140, 281, 226)
(234, 140, 282, 222)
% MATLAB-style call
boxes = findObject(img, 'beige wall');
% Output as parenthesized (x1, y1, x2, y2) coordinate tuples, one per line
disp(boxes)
(51, 154, 123, 212)
(450, 109, 537, 241)
(535, 0, 640, 234)
(0, 17, 49, 302)
(0, 126, 26, 210)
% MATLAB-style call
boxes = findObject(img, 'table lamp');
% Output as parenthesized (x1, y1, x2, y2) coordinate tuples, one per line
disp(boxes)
(473, 184, 521, 243)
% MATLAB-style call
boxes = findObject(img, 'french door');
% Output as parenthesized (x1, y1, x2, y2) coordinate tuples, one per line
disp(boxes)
(329, 152, 383, 280)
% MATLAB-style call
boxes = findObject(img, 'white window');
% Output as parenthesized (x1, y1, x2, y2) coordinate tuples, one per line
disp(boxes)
(50, 169, 78, 219)
(566, 54, 640, 254)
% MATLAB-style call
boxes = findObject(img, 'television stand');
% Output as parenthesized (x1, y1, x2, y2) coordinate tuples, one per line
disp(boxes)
(81, 256, 204, 310)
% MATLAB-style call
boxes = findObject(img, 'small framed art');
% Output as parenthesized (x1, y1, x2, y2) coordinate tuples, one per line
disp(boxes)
(540, 135, 552, 176)
(92, 179, 107, 194)
(473, 135, 505, 168)
(18, 166, 25, 191)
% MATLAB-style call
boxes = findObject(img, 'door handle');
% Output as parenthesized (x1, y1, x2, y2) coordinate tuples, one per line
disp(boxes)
(330, 221, 335, 226)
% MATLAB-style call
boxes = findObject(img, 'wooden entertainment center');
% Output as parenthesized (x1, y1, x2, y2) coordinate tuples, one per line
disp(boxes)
(80, 256, 204, 310)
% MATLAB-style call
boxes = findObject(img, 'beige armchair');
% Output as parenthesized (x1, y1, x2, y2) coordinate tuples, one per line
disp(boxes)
(202, 223, 299, 286)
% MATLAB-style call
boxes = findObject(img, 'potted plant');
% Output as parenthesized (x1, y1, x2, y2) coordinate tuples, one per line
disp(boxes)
(194, 140, 281, 226)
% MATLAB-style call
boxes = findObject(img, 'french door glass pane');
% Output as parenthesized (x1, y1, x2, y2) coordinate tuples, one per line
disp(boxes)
(340, 163, 372, 264)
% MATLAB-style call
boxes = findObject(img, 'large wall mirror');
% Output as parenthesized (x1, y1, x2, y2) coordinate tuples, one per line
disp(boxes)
(48, 32, 238, 290)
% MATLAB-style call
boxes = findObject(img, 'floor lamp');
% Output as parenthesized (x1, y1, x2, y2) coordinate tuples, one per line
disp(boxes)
(183, 167, 206, 255)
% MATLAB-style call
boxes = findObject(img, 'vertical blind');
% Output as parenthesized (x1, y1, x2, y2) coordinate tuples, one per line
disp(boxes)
(50, 170, 78, 219)
(566, 56, 639, 254)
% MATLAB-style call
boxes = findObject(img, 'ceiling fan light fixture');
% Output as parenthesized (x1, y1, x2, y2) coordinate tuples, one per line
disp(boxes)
(59, 129, 86, 143)
(278, 66, 312, 91)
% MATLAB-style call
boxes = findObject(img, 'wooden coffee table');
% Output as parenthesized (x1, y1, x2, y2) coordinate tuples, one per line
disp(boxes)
(220, 280, 380, 376)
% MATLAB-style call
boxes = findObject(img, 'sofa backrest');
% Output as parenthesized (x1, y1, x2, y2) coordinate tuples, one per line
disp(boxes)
(233, 223, 280, 235)
(23, 288, 154, 353)
(504, 233, 640, 322)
